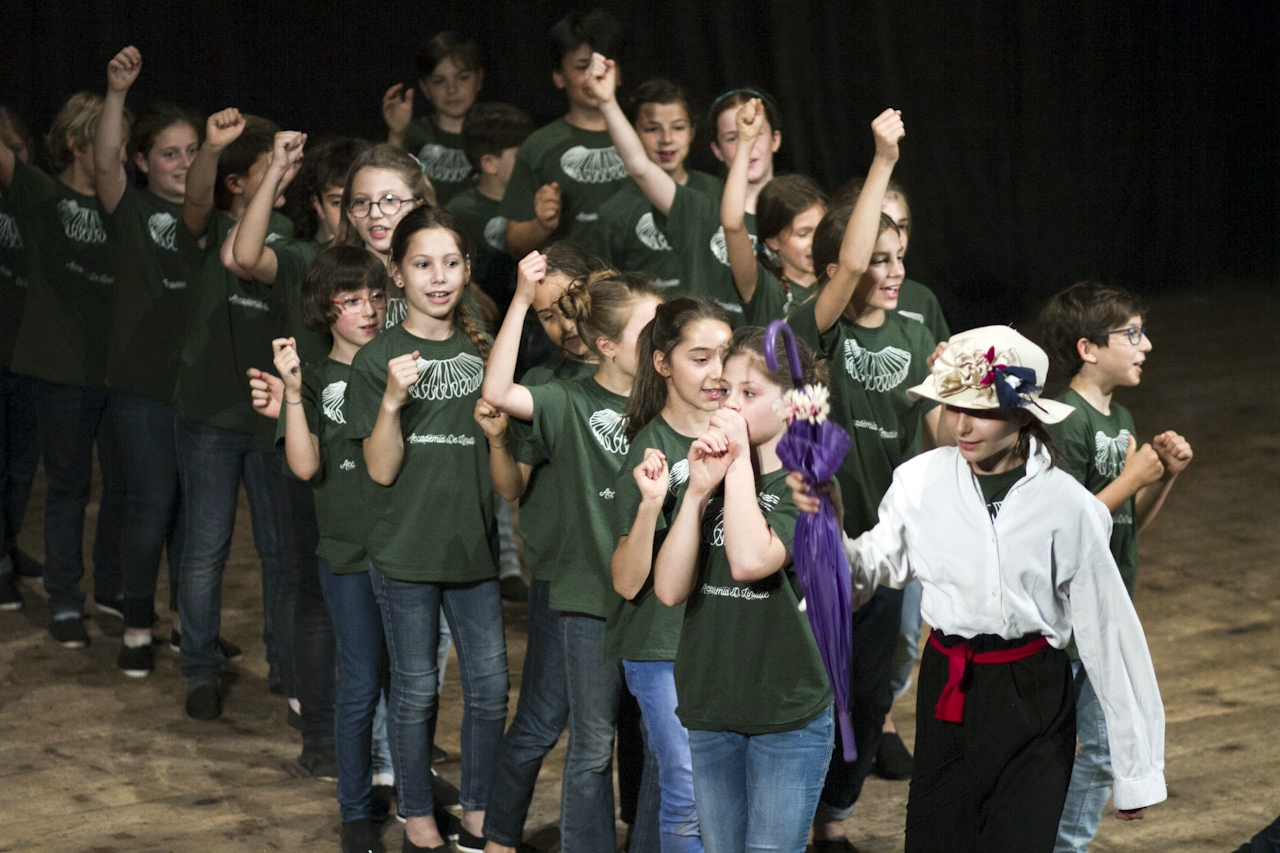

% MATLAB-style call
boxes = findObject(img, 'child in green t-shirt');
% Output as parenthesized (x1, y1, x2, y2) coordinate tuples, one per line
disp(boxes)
(383, 31, 484, 206)
(653, 326, 834, 853)
(1038, 280, 1192, 853)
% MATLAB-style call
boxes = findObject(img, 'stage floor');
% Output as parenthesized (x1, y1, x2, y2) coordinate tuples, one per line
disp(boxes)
(2, 282, 1277, 852)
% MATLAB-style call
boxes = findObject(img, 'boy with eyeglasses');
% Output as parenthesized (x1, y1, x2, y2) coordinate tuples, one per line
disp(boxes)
(1038, 280, 1193, 853)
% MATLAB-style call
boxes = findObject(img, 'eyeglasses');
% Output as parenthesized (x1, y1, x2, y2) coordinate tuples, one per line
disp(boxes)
(1103, 326, 1146, 345)
(331, 293, 388, 313)
(349, 194, 415, 218)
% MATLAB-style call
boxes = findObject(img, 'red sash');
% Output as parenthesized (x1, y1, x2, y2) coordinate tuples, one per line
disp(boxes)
(928, 633, 1050, 723)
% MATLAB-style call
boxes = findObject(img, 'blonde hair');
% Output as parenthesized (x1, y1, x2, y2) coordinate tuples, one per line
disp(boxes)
(45, 92, 131, 172)
(335, 143, 436, 248)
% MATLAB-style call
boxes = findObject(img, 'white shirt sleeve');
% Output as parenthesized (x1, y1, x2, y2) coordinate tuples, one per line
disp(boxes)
(841, 483, 915, 609)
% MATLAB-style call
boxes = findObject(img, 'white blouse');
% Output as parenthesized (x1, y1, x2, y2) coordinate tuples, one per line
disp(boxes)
(843, 442, 1167, 810)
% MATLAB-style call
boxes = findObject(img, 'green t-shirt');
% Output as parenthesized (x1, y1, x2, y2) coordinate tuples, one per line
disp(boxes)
(976, 464, 1027, 519)
(605, 414, 693, 662)
(403, 116, 473, 206)
(103, 184, 197, 401)
(741, 261, 817, 327)
(673, 467, 831, 734)
(8, 159, 116, 387)
(446, 187, 516, 306)
(275, 358, 369, 574)
(1048, 387, 1139, 599)
(172, 210, 293, 444)
(582, 171, 722, 290)
(273, 239, 333, 366)
(894, 277, 949, 345)
(509, 353, 598, 580)
(660, 181, 756, 326)
(0, 186, 31, 368)
(345, 324, 496, 582)
(498, 118, 629, 249)
(527, 377, 630, 617)
(788, 301, 937, 537)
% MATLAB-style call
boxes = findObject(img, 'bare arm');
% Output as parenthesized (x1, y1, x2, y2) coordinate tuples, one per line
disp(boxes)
(232, 131, 305, 283)
(612, 450, 669, 600)
(363, 351, 420, 485)
(95, 46, 141, 214)
(1135, 430, 1192, 531)
(714, 411, 789, 582)
(721, 99, 763, 302)
(480, 252, 541, 420)
(272, 339, 321, 480)
(587, 52, 677, 215)
(475, 398, 524, 501)
(503, 186, 561, 258)
(183, 108, 245, 240)
(813, 109, 904, 334)
(654, 435, 733, 605)
(382, 83, 413, 149)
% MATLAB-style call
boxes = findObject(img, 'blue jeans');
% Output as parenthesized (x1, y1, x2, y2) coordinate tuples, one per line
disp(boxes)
(560, 612, 624, 852)
(175, 421, 279, 688)
(890, 577, 923, 699)
(1, 367, 40, 561)
(109, 392, 183, 628)
(33, 379, 124, 616)
(370, 571, 508, 817)
(625, 660, 703, 853)
(319, 560, 384, 821)
(1054, 662, 1112, 853)
(483, 578, 569, 846)
(688, 707, 833, 853)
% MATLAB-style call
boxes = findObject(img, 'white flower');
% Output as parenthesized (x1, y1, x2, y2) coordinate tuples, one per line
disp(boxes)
(774, 384, 831, 425)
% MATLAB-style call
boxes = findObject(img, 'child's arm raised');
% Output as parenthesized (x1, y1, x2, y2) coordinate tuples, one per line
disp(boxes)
(1135, 430, 1192, 532)
(363, 350, 420, 485)
(812, 109, 904, 334)
(480, 252, 541, 420)
(475, 398, 525, 501)
(183, 108, 245, 241)
(504, 183, 561, 258)
(721, 99, 764, 303)
(232, 130, 306, 283)
(382, 83, 414, 149)
(655, 433, 733, 606)
(274, 337, 321, 480)
(95, 46, 141, 214)
(716, 410, 790, 581)
(612, 448, 669, 600)
(587, 52, 677, 215)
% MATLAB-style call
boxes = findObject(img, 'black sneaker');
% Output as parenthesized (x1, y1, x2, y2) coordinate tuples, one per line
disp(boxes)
(341, 818, 385, 853)
(434, 809, 461, 841)
(454, 823, 484, 853)
(871, 730, 914, 781)
(185, 682, 222, 720)
(94, 598, 125, 621)
(430, 769, 460, 807)
(14, 550, 42, 578)
(286, 706, 302, 730)
(400, 837, 446, 853)
(0, 572, 22, 611)
(118, 642, 155, 677)
(49, 615, 89, 648)
(170, 628, 243, 661)
(814, 838, 860, 853)
(499, 573, 529, 603)
(298, 745, 338, 781)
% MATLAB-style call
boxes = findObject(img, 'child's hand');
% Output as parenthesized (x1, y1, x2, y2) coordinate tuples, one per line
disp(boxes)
(205, 108, 246, 149)
(515, 251, 547, 305)
(384, 350, 421, 408)
(1152, 430, 1192, 475)
(687, 431, 733, 495)
(709, 409, 749, 463)
(247, 367, 283, 420)
(107, 46, 142, 93)
(870, 108, 905, 163)
(586, 53, 618, 105)
(474, 398, 510, 441)
(1124, 435, 1165, 488)
(735, 98, 765, 145)
(786, 471, 844, 526)
(926, 340, 948, 371)
(270, 131, 307, 175)
(272, 337, 302, 394)
(382, 83, 414, 135)
(534, 183, 561, 232)
(634, 448, 669, 504)
(1115, 807, 1147, 821)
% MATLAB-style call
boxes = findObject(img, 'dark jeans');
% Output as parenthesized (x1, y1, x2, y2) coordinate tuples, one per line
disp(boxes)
(108, 391, 183, 628)
(1, 367, 40, 561)
(33, 379, 124, 616)
(282, 478, 334, 748)
(175, 421, 280, 688)
(1235, 814, 1280, 853)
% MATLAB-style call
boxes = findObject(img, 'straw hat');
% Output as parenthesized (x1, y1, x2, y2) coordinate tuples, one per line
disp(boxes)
(907, 325, 1074, 424)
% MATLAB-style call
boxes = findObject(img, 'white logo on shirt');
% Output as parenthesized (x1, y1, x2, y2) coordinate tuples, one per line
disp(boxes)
(410, 353, 485, 401)
(57, 199, 107, 244)
(0, 212, 22, 249)
(853, 419, 899, 440)
(635, 212, 673, 251)
(162, 278, 187, 290)
(340, 459, 356, 471)
(417, 143, 472, 184)
(1094, 429, 1130, 479)
(322, 380, 347, 424)
(265, 232, 287, 245)
(408, 433, 477, 446)
(843, 339, 911, 392)
(709, 227, 729, 266)
(228, 294, 270, 312)
(898, 310, 925, 324)
(668, 458, 689, 494)
(599, 488, 616, 499)
(147, 211, 178, 252)
(707, 492, 781, 546)
(384, 296, 406, 328)
(483, 216, 508, 252)
(588, 408, 629, 456)
(700, 583, 771, 601)
(559, 145, 627, 184)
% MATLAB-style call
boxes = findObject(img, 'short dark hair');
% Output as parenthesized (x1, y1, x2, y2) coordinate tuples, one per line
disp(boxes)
(214, 115, 279, 211)
(549, 8, 623, 71)
(417, 31, 481, 79)
(543, 240, 595, 282)
(285, 136, 372, 241)
(1037, 281, 1147, 378)
(625, 78, 697, 128)
(756, 174, 828, 281)
(461, 102, 533, 171)
(129, 102, 201, 161)
(301, 244, 390, 332)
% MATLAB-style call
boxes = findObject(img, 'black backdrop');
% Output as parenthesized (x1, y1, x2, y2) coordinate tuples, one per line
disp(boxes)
(5, 1, 1276, 329)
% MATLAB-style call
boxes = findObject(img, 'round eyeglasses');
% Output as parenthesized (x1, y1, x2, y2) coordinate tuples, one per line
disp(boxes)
(349, 195, 414, 218)
(1104, 326, 1146, 345)
(332, 293, 388, 314)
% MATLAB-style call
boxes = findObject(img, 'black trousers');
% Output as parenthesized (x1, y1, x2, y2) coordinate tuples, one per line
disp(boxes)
(905, 631, 1077, 853)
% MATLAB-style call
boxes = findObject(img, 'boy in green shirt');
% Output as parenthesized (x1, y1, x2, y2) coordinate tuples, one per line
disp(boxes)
(1040, 280, 1192, 853)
